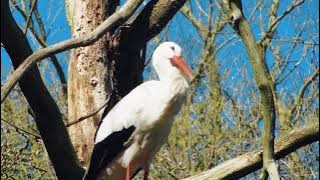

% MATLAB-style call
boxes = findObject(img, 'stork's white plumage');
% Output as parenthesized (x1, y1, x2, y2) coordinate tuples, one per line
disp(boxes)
(83, 42, 193, 180)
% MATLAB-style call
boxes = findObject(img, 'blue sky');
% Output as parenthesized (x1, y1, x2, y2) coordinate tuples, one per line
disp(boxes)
(1, 0, 70, 82)
(1, 0, 318, 109)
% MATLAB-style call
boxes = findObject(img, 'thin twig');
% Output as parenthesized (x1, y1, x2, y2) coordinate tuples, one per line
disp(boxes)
(66, 98, 110, 127)
(23, 0, 38, 35)
(1, 118, 41, 139)
(12, 2, 68, 97)
(259, 0, 305, 45)
(275, 44, 308, 85)
(290, 70, 319, 114)
(248, 0, 262, 22)
(180, 5, 208, 39)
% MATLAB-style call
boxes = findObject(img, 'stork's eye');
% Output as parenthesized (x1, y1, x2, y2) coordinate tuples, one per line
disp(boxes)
(170, 46, 175, 51)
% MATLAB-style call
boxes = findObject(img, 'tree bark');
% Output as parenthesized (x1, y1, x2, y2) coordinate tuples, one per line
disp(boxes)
(67, 0, 118, 167)
(1, 0, 84, 179)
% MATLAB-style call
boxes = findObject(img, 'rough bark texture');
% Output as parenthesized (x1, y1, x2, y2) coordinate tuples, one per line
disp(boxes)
(183, 123, 319, 180)
(68, 0, 117, 167)
(1, 0, 84, 179)
(128, 0, 187, 42)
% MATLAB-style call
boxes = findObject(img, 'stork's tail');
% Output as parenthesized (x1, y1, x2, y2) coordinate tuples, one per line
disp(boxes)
(83, 126, 136, 180)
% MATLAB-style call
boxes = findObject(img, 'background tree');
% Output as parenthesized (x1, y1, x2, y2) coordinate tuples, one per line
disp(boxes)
(1, 0, 319, 179)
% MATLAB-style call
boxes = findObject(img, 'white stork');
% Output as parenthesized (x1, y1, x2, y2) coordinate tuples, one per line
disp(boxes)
(83, 42, 193, 180)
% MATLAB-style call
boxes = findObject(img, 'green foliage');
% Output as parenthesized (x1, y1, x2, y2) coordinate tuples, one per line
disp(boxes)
(1, 91, 56, 179)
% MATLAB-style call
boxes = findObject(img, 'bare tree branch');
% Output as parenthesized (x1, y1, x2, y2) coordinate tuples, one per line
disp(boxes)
(259, 0, 305, 46)
(183, 122, 319, 180)
(180, 5, 208, 39)
(127, 0, 187, 43)
(290, 70, 319, 114)
(23, 0, 38, 35)
(66, 98, 110, 128)
(1, 0, 143, 103)
(33, 3, 46, 39)
(222, 0, 279, 179)
(1, 118, 41, 139)
(11, 0, 68, 96)
(179, 5, 225, 87)
(257, 0, 279, 53)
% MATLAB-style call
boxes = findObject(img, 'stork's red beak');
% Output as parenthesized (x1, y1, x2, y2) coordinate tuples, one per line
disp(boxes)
(170, 56, 194, 81)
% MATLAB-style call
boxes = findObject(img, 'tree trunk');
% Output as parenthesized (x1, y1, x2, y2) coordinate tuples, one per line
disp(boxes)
(68, 0, 117, 167)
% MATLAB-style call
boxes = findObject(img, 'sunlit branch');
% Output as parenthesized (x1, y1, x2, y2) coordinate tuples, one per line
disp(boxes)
(259, 0, 305, 45)
(183, 122, 319, 179)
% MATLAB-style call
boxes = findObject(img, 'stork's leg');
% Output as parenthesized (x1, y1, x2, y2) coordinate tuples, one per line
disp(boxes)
(126, 162, 131, 180)
(143, 165, 150, 180)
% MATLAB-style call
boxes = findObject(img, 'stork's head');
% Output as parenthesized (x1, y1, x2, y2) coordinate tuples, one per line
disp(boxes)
(152, 42, 193, 82)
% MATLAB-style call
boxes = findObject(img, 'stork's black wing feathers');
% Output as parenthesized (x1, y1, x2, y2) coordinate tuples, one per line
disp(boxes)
(83, 126, 135, 180)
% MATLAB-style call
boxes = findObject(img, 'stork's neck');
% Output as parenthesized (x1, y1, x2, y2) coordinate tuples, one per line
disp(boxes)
(160, 72, 189, 96)
(153, 55, 190, 95)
